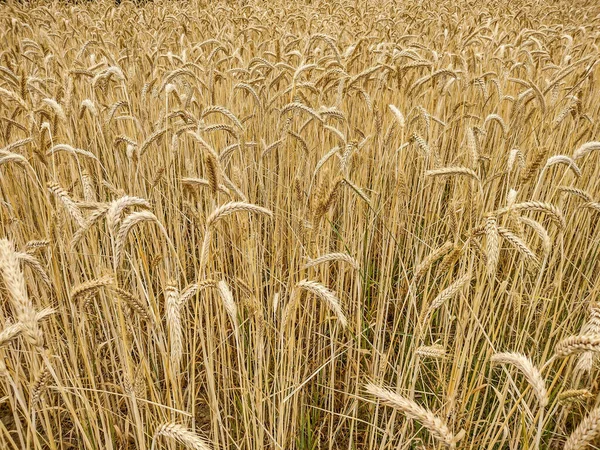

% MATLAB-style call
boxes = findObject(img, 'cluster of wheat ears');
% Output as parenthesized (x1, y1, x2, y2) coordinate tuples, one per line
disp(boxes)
(0, 0, 599, 448)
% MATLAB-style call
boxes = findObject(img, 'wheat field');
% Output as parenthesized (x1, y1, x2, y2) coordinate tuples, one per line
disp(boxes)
(0, 0, 599, 448)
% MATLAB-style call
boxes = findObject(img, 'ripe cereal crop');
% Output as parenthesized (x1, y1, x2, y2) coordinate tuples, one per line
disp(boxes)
(0, 0, 599, 448)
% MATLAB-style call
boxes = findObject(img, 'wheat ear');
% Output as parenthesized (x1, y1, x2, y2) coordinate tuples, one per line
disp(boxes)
(296, 279, 347, 328)
(0, 239, 42, 346)
(490, 352, 548, 407)
(485, 216, 500, 276)
(555, 335, 600, 357)
(217, 280, 239, 332)
(114, 211, 162, 267)
(151, 422, 212, 450)
(365, 383, 462, 448)
(47, 182, 86, 227)
(70, 275, 114, 300)
(165, 283, 182, 370)
(426, 166, 480, 183)
(388, 104, 405, 127)
(573, 141, 600, 160)
(424, 272, 471, 323)
(304, 252, 360, 270)
(563, 407, 600, 450)
(106, 196, 151, 234)
(413, 241, 454, 283)
(206, 201, 273, 227)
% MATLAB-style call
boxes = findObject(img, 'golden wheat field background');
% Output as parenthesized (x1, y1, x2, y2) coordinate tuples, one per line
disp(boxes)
(0, 0, 600, 448)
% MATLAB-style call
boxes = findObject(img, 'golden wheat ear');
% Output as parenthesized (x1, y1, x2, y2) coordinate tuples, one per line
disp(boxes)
(490, 352, 548, 408)
(152, 422, 213, 450)
(365, 383, 463, 448)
